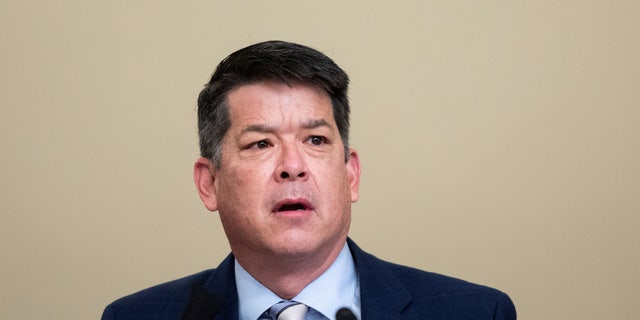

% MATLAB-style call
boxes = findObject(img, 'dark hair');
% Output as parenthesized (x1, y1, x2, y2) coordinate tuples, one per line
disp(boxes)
(197, 40, 351, 166)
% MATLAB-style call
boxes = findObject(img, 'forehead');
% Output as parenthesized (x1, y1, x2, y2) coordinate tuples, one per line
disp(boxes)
(225, 82, 334, 126)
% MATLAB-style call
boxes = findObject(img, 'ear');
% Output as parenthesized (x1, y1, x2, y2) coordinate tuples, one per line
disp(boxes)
(193, 157, 218, 212)
(346, 148, 361, 203)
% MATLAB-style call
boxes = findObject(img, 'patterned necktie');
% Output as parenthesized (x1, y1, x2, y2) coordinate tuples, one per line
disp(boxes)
(269, 300, 308, 320)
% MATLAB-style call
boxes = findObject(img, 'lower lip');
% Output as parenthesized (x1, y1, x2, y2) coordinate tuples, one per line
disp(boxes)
(274, 209, 313, 217)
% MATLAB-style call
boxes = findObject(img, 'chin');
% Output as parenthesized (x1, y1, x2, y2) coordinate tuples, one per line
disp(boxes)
(269, 234, 320, 256)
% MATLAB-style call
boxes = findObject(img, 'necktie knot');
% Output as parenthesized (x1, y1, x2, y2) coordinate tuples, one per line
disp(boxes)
(269, 300, 308, 320)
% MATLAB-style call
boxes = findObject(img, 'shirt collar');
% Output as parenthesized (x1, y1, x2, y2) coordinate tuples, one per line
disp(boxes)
(235, 242, 360, 320)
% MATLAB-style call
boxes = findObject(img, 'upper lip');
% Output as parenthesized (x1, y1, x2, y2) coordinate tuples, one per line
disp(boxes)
(272, 198, 313, 212)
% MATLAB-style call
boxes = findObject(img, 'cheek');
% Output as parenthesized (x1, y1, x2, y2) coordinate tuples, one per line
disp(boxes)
(217, 164, 271, 208)
(316, 164, 351, 201)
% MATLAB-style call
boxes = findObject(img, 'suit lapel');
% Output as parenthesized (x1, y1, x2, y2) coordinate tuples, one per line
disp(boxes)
(180, 240, 412, 320)
(348, 239, 411, 320)
(181, 254, 239, 320)
(180, 283, 226, 320)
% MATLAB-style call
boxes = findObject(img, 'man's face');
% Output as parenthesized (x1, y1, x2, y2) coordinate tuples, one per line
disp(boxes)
(196, 81, 360, 261)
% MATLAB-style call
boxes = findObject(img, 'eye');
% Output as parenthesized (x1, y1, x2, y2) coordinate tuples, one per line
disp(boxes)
(248, 140, 271, 149)
(308, 136, 328, 146)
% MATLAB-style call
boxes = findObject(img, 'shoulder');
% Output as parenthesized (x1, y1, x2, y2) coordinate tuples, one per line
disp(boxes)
(350, 239, 505, 297)
(101, 269, 214, 320)
(348, 239, 516, 319)
(387, 262, 516, 319)
(383, 259, 509, 300)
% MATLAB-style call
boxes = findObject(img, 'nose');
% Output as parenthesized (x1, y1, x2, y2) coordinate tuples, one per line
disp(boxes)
(275, 143, 308, 182)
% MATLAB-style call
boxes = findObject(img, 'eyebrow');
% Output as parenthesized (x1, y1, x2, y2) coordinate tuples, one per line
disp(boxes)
(239, 119, 333, 135)
(240, 124, 275, 135)
(304, 119, 332, 130)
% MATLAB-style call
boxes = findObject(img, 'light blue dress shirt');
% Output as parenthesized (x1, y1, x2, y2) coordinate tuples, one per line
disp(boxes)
(235, 242, 361, 320)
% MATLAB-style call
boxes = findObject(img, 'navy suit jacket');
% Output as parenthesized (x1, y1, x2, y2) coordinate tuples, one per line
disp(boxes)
(102, 239, 516, 319)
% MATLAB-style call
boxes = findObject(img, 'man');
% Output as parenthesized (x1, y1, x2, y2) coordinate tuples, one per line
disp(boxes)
(102, 40, 516, 320)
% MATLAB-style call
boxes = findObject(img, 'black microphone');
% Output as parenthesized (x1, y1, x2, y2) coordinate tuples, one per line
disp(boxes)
(335, 307, 357, 320)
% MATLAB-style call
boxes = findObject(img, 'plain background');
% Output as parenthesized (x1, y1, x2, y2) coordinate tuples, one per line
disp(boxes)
(2, 1, 639, 319)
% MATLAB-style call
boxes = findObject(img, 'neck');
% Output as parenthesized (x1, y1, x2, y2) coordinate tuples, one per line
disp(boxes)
(234, 239, 346, 299)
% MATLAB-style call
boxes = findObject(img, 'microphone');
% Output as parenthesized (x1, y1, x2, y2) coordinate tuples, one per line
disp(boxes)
(335, 307, 357, 320)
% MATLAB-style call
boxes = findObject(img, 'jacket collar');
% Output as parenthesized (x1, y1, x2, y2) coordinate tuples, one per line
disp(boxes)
(181, 253, 238, 320)
(181, 238, 413, 320)
(348, 238, 412, 320)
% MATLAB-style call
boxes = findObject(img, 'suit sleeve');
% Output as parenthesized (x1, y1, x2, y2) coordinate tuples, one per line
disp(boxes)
(494, 292, 517, 320)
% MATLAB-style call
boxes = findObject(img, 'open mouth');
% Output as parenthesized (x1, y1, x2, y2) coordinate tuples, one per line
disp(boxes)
(273, 199, 313, 213)
(278, 203, 307, 211)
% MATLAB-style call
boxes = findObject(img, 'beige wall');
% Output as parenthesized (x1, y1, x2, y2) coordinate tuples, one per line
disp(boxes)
(2, 1, 639, 319)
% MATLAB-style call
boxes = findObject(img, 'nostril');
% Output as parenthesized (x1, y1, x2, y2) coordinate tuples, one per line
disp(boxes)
(280, 172, 290, 179)
(298, 172, 305, 178)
